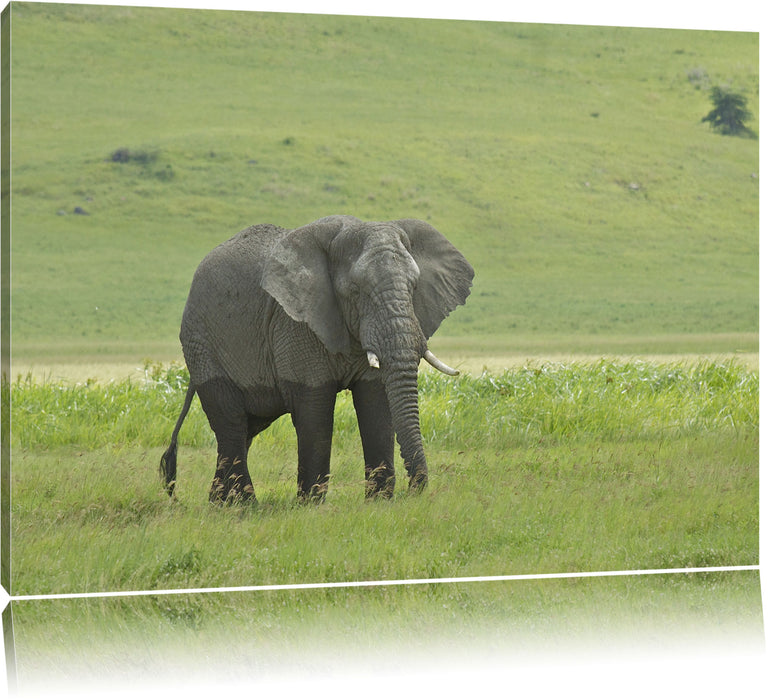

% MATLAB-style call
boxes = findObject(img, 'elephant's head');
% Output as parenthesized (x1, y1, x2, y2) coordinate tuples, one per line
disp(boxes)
(260, 215, 474, 487)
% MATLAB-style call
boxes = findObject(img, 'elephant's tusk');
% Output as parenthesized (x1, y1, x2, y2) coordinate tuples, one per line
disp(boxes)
(423, 350, 459, 376)
(367, 351, 381, 369)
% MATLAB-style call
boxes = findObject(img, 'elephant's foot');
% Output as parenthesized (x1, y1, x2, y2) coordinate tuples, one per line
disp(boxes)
(209, 476, 256, 505)
(297, 477, 329, 504)
(365, 464, 395, 499)
(407, 467, 428, 492)
(209, 459, 256, 505)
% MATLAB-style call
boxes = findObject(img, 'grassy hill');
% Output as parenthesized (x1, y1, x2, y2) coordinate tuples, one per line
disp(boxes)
(8, 3, 759, 363)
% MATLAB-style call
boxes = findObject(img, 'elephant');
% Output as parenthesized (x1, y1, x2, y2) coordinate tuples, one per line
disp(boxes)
(160, 215, 474, 504)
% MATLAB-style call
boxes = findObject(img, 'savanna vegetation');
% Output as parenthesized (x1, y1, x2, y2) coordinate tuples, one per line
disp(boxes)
(10, 359, 758, 592)
(3, 3, 760, 692)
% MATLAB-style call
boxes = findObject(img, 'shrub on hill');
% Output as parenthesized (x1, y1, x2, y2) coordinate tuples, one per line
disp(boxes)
(702, 86, 755, 137)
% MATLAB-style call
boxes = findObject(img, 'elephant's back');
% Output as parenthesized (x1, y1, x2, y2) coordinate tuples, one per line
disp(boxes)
(211, 222, 288, 261)
(180, 223, 287, 386)
(187, 223, 286, 302)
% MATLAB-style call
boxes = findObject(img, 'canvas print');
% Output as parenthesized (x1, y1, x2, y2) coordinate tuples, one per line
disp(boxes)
(0, 1, 762, 695)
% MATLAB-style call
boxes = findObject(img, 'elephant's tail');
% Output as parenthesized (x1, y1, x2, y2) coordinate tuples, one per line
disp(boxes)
(160, 383, 196, 497)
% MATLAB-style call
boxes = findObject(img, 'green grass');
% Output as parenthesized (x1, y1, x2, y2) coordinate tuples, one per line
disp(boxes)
(10, 358, 758, 450)
(9, 360, 758, 593)
(8, 5, 758, 361)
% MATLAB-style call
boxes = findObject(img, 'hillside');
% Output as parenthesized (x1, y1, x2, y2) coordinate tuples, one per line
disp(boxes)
(8, 3, 759, 362)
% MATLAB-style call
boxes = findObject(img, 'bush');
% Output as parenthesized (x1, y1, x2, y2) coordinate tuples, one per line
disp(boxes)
(701, 86, 754, 136)
(110, 147, 158, 164)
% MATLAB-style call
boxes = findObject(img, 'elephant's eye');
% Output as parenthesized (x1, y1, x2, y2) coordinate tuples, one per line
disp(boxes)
(334, 269, 359, 299)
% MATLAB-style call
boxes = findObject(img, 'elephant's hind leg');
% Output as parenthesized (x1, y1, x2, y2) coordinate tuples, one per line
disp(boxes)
(211, 452, 255, 504)
(197, 378, 256, 505)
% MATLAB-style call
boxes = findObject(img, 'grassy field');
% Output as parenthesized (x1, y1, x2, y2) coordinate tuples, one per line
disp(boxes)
(9, 360, 758, 594)
(8, 4, 758, 363)
(3, 4, 761, 694)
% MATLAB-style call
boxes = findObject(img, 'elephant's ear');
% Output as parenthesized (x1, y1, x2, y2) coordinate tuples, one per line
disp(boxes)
(260, 216, 357, 356)
(395, 219, 475, 339)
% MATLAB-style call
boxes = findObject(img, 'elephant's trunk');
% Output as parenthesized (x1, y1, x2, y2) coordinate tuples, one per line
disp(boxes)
(381, 353, 428, 490)
(359, 288, 430, 489)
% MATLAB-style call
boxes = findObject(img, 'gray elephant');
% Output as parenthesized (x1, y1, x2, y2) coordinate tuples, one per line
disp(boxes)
(160, 215, 474, 504)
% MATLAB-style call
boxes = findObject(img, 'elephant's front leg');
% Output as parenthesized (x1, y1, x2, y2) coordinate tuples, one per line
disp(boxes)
(352, 378, 395, 499)
(290, 383, 338, 502)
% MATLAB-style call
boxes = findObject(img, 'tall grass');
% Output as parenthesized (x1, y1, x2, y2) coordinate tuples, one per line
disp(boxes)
(9, 359, 758, 450)
(420, 358, 758, 445)
(10, 362, 204, 449)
